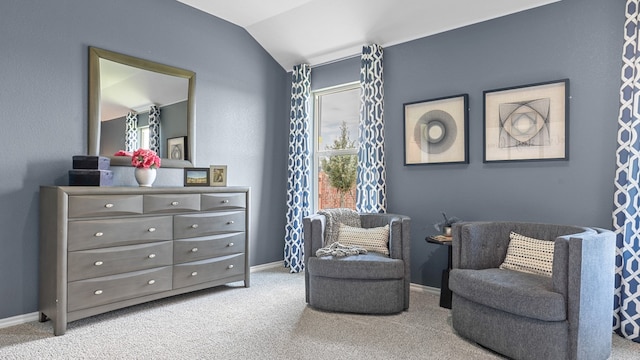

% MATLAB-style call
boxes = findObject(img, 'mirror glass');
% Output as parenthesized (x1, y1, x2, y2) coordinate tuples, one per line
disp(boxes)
(88, 47, 196, 167)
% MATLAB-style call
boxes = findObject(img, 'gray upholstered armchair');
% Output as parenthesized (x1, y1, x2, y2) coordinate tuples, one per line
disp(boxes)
(303, 213, 411, 314)
(449, 221, 616, 360)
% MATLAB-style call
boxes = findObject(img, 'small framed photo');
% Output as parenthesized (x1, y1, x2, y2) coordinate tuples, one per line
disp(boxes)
(483, 79, 569, 163)
(404, 94, 469, 165)
(167, 136, 187, 160)
(183, 167, 210, 186)
(210, 165, 227, 187)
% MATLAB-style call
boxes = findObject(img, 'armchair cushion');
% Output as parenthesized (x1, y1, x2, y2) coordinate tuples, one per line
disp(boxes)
(499, 231, 554, 277)
(449, 268, 566, 321)
(307, 253, 403, 280)
(337, 223, 389, 255)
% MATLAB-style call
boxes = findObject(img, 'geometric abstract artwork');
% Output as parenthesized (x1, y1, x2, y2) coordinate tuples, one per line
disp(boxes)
(404, 94, 469, 165)
(484, 79, 569, 162)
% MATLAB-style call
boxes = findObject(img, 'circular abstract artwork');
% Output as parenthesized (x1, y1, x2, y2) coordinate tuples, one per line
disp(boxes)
(414, 109, 457, 154)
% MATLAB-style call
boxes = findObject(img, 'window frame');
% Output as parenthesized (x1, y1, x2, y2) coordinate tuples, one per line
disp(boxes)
(311, 81, 360, 212)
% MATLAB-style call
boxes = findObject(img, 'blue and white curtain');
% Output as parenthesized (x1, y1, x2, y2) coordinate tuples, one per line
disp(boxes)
(356, 44, 387, 213)
(125, 111, 138, 152)
(148, 105, 161, 154)
(284, 64, 311, 273)
(613, 0, 640, 343)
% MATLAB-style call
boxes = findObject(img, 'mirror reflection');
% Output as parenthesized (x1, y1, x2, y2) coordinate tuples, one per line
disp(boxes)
(88, 47, 196, 167)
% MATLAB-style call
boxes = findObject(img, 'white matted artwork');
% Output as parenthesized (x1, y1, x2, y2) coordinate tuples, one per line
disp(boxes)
(209, 165, 227, 187)
(404, 94, 468, 165)
(483, 79, 569, 163)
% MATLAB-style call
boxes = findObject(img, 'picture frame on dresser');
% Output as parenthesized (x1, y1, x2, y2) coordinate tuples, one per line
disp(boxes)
(483, 79, 569, 163)
(210, 165, 227, 187)
(184, 167, 210, 186)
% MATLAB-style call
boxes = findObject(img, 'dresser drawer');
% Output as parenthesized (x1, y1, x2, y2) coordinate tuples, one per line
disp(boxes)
(68, 241, 173, 281)
(174, 233, 245, 264)
(67, 266, 172, 312)
(173, 253, 244, 289)
(201, 193, 246, 211)
(68, 216, 173, 251)
(68, 195, 143, 218)
(143, 194, 200, 214)
(173, 211, 245, 239)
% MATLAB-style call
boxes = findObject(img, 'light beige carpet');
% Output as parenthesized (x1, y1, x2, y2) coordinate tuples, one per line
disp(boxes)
(0, 266, 638, 359)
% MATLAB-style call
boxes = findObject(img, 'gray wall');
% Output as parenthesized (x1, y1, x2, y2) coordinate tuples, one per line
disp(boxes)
(313, 0, 623, 287)
(0, 0, 289, 319)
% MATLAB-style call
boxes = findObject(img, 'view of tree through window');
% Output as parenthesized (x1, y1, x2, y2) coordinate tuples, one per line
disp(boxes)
(314, 83, 359, 210)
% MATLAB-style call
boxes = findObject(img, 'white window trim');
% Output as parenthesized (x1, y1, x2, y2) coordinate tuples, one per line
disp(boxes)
(311, 81, 360, 212)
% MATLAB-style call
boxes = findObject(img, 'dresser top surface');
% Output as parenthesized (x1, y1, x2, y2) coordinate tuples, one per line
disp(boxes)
(41, 186, 250, 195)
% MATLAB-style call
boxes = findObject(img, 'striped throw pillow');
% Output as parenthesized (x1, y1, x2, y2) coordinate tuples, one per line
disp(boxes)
(499, 231, 554, 277)
(337, 223, 390, 256)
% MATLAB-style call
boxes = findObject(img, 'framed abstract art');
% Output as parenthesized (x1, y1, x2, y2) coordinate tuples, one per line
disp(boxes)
(404, 94, 469, 165)
(483, 79, 569, 163)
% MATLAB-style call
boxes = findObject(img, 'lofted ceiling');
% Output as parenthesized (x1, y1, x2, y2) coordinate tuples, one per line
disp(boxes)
(177, 0, 561, 71)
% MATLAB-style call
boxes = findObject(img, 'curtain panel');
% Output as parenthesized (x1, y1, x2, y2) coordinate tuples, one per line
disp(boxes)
(125, 111, 138, 152)
(356, 44, 387, 213)
(613, 0, 640, 343)
(284, 64, 312, 273)
(148, 105, 161, 154)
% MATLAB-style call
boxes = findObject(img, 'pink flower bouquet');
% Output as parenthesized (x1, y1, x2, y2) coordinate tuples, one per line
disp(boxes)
(131, 148, 161, 169)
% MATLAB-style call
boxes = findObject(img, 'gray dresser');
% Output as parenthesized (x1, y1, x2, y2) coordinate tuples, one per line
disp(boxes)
(39, 186, 250, 335)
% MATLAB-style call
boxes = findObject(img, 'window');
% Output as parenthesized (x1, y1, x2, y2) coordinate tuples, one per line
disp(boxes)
(138, 126, 150, 149)
(313, 82, 360, 210)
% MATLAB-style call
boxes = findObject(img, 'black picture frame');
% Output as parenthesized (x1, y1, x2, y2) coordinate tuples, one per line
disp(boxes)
(183, 167, 210, 186)
(403, 94, 469, 165)
(167, 136, 187, 161)
(483, 79, 569, 163)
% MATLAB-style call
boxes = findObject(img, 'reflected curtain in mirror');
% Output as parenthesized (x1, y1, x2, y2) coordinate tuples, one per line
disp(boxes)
(125, 111, 138, 152)
(149, 105, 161, 153)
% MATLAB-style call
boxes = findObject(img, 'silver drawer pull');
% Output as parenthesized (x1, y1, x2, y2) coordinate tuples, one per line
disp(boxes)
(227, 265, 234, 269)
(94, 261, 103, 266)
(226, 221, 234, 225)
(191, 224, 199, 229)
(147, 280, 156, 285)
(171, 201, 179, 206)
(191, 271, 198, 277)
(95, 232, 104, 237)
(148, 253, 156, 259)
(104, 203, 114, 208)
(222, 200, 230, 203)
(191, 247, 198, 253)
(94, 290, 103, 295)
(148, 227, 156, 232)
(227, 242, 234, 247)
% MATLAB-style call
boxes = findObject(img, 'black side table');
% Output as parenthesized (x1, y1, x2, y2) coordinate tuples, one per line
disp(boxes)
(425, 235, 452, 309)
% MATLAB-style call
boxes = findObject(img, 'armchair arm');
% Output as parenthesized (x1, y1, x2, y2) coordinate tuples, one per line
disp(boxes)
(555, 228, 616, 359)
(303, 213, 326, 265)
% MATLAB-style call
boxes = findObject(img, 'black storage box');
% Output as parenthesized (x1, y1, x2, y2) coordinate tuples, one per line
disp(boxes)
(68, 169, 114, 186)
(73, 155, 111, 170)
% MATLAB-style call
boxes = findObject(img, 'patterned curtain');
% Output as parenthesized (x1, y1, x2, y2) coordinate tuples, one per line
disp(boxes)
(284, 64, 311, 273)
(356, 44, 386, 213)
(148, 105, 161, 153)
(125, 111, 138, 152)
(613, 0, 640, 343)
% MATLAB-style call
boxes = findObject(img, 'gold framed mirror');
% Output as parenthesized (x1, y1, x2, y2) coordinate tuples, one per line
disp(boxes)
(88, 47, 196, 168)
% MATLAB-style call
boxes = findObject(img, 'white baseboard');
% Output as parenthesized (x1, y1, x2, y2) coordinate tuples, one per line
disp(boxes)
(0, 312, 39, 329)
(409, 282, 441, 296)
(1, 263, 441, 330)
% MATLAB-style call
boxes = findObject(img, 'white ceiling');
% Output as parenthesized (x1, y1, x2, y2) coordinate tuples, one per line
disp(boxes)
(177, 0, 561, 71)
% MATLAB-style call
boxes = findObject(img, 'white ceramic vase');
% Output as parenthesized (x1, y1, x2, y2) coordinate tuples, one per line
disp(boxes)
(134, 167, 157, 187)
